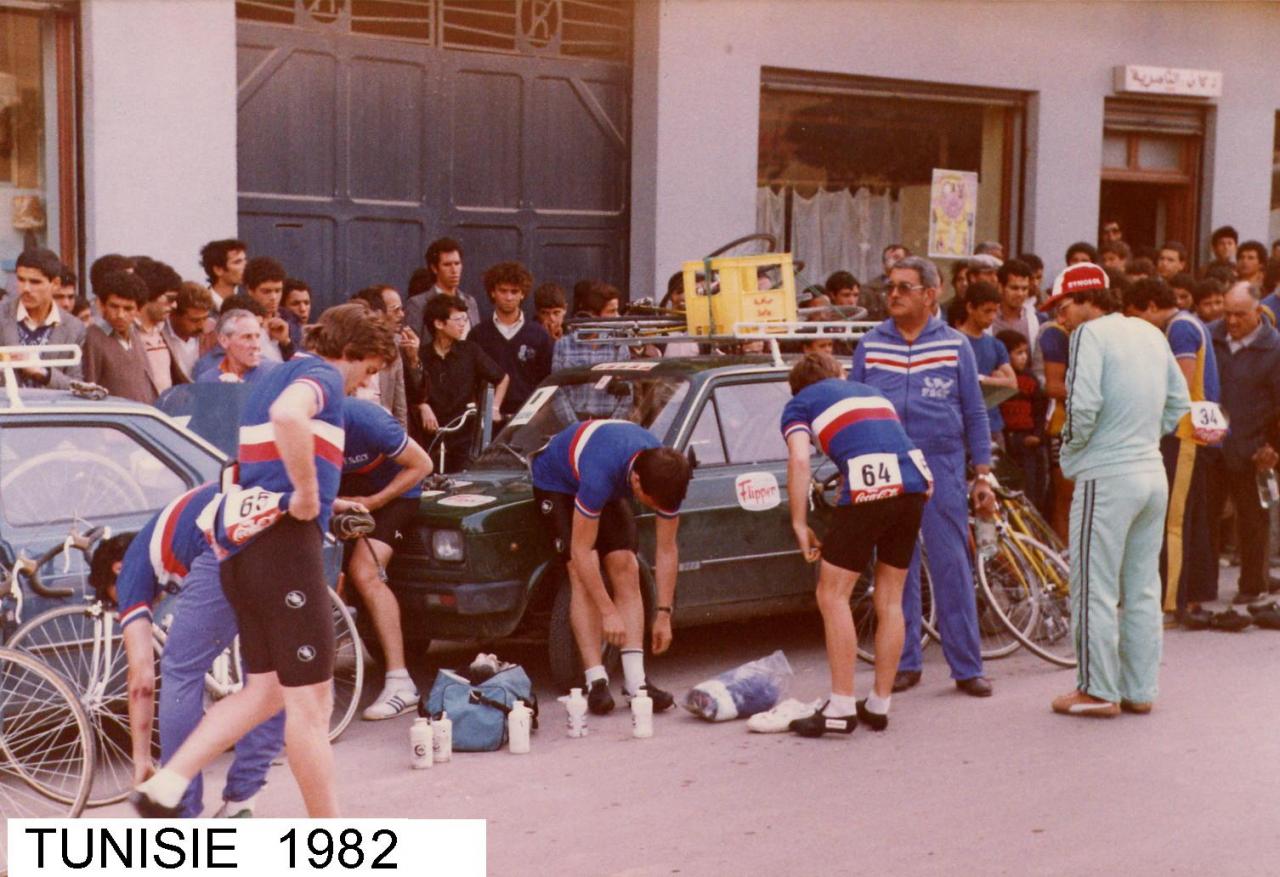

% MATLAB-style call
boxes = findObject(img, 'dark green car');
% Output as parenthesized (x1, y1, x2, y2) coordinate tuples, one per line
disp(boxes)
(388, 356, 840, 687)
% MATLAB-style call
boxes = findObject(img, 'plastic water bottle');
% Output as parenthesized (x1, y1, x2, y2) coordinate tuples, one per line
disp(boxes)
(564, 688, 588, 738)
(508, 700, 532, 754)
(631, 692, 654, 738)
(1258, 470, 1279, 509)
(432, 711, 452, 763)
(975, 516, 998, 560)
(410, 718, 433, 769)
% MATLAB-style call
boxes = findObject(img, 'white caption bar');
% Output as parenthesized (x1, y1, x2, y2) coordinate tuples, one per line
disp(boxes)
(8, 819, 485, 876)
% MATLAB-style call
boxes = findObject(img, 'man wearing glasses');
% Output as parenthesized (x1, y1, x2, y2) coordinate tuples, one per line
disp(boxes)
(849, 256, 996, 698)
(417, 294, 508, 472)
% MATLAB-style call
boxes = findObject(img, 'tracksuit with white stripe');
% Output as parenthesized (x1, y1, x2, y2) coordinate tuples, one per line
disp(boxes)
(851, 316, 990, 681)
(1062, 313, 1190, 704)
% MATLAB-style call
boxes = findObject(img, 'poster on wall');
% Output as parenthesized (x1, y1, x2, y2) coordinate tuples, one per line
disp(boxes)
(927, 169, 978, 259)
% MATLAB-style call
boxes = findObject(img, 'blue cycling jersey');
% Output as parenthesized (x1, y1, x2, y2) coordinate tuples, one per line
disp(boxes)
(340, 398, 418, 500)
(531, 420, 679, 518)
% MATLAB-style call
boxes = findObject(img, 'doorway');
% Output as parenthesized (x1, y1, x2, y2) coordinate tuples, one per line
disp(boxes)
(1099, 180, 1195, 255)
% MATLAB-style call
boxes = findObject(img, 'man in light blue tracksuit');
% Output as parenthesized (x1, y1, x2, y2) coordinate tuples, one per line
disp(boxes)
(851, 256, 996, 697)
(1044, 264, 1190, 717)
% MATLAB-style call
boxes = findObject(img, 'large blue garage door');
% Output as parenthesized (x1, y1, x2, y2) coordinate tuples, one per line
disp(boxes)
(236, 0, 631, 312)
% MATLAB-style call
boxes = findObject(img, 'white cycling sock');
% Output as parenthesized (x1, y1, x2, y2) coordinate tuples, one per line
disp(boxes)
(864, 693, 891, 715)
(384, 668, 414, 689)
(621, 649, 646, 694)
(823, 693, 858, 718)
(584, 664, 608, 686)
(139, 768, 188, 808)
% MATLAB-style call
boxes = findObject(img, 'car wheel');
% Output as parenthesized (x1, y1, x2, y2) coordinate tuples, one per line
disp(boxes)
(547, 569, 656, 693)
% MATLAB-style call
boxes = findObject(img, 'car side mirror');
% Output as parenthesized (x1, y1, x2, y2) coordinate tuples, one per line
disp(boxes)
(686, 446, 699, 470)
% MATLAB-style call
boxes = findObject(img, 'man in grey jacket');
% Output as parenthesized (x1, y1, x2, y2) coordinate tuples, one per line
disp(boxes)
(0, 247, 85, 388)
(1044, 263, 1190, 719)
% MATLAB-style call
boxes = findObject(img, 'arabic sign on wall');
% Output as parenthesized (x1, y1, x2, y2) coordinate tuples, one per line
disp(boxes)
(1113, 65, 1222, 98)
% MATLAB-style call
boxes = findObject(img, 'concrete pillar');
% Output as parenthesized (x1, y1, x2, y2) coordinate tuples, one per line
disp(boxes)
(80, 0, 237, 282)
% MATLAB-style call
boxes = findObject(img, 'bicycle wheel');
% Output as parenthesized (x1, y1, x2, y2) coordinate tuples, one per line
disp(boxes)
(6, 604, 149, 806)
(329, 589, 363, 742)
(0, 646, 95, 876)
(1006, 493, 1067, 555)
(989, 534, 1075, 667)
(974, 534, 1036, 660)
(853, 541, 937, 664)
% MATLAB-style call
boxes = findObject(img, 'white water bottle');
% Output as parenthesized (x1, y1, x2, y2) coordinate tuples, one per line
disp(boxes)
(410, 717, 433, 769)
(508, 700, 532, 754)
(564, 687, 588, 738)
(975, 515, 998, 560)
(1258, 469, 1279, 509)
(631, 692, 654, 738)
(432, 711, 452, 763)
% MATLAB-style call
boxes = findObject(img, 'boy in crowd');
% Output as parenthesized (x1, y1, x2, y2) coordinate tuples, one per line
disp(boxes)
(534, 282, 568, 340)
(997, 330, 1048, 508)
(1236, 240, 1267, 286)
(955, 281, 1017, 444)
(200, 238, 246, 309)
(1169, 273, 1196, 312)
(244, 257, 298, 362)
(52, 266, 77, 314)
(133, 257, 189, 390)
(82, 271, 157, 403)
(166, 282, 215, 380)
(0, 247, 84, 388)
(469, 261, 553, 426)
(782, 353, 932, 736)
(825, 270, 861, 314)
(283, 278, 312, 325)
(1194, 278, 1225, 325)
(531, 420, 692, 715)
(339, 397, 432, 720)
(417, 294, 508, 472)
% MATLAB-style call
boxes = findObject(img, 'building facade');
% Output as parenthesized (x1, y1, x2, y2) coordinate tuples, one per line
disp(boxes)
(5, 1, 1280, 307)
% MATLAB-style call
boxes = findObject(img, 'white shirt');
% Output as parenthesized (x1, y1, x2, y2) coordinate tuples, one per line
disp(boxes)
(494, 311, 525, 341)
(16, 300, 59, 330)
(1228, 323, 1264, 354)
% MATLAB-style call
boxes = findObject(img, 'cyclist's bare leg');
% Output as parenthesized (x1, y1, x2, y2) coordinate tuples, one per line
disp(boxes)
(162, 672, 284, 781)
(282, 680, 337, 817)
(870, 562, 908, 699)
(815, 560, 859, 696)
(603, 549, 644, 650)
(567, 557, 604, 669)
(347, 537, 406, 671)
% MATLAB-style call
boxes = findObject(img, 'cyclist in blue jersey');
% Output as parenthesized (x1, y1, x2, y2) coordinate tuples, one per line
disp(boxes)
(135, 303, 398, 819)
(91, 481, 288, 817)
(782, 353, 932, 736)
(531, 419, 693, 715)
(339, 397, 432, 720)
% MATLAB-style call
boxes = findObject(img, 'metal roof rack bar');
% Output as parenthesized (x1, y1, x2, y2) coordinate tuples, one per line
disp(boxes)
(0, 344, 82, 410)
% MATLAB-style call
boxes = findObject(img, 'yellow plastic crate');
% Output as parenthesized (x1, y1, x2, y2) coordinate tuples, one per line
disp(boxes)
(681, 253, 797, 337)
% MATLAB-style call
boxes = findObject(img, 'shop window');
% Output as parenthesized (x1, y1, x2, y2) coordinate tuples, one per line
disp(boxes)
(0, 9, 73, 262)
(758, 70, 1024, 289)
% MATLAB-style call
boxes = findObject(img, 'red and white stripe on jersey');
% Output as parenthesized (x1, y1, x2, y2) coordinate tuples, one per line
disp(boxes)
(862, 339, 961, 374)
(148, 488, 201, 586)
(238, 419, 346, 469)
(808, 396, 900, 454)
(119, 602, 152, 629)
(567, 419, 624, 480)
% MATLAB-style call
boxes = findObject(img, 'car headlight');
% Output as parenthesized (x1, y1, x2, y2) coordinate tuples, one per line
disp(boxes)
(432, 529, 465, 562)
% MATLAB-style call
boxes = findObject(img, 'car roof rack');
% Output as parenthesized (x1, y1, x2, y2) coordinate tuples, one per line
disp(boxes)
(0, 344, 82, 410)
(564, 315, 877, 368)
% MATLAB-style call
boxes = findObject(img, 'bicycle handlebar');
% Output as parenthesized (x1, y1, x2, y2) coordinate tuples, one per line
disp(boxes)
(436, 403, 478, 436)
(15, 525, 109, 599)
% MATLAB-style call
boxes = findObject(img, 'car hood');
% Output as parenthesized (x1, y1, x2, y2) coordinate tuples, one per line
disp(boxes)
(415, 468, 538, 532)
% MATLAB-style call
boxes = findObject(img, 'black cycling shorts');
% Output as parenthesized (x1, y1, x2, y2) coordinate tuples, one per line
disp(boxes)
(368, 496, 418, 547)
(821, 493, 927, 573)
(534, 487, 637, 559)
(221, 516, 334, 687)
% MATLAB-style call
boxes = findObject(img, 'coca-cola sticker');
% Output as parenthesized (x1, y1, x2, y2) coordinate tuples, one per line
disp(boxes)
(734, 472, 781, 512)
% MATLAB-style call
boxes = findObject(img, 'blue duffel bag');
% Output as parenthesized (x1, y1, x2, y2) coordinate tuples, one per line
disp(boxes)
(420, 665, 539, 752)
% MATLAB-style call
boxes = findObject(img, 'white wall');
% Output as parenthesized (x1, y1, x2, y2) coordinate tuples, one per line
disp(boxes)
(632, 0, 1280, 294)
(81, 0, 237, 283)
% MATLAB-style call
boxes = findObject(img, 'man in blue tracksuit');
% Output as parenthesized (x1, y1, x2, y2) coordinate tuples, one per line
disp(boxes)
(850, 256, 996, 697)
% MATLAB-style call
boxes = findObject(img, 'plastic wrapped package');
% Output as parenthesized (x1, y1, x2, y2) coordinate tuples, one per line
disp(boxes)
(682, 650, 793, 722)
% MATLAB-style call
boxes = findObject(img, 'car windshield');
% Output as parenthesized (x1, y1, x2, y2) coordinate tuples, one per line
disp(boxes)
(470, 373, 690, 470)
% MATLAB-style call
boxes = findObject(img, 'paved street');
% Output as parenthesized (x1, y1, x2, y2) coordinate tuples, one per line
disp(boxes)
(107, 569, 1280, 876)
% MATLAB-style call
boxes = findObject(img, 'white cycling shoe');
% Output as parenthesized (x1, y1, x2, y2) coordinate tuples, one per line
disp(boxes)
(746, 698, 821, 733)
(362, 685, 419, 721)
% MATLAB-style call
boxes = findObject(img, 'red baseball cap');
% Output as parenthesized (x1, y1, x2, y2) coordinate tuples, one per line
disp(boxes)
(1043, 263, 1109, 312)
